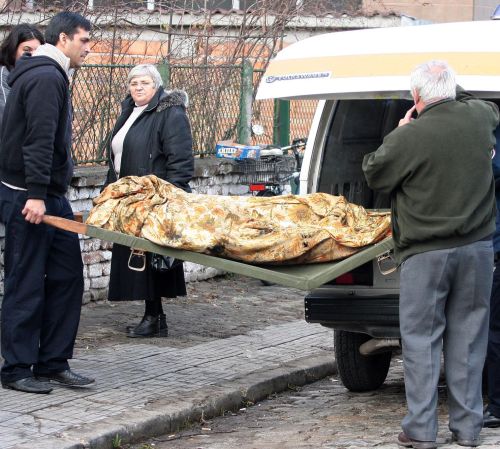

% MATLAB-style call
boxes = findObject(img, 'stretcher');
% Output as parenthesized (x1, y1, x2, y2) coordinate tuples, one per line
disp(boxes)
(42, 215, 394, 291)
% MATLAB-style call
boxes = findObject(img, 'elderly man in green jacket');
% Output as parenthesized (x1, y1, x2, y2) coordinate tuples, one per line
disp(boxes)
(363, 60, 499, 449)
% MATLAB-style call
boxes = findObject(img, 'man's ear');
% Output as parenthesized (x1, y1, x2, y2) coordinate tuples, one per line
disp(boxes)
(58, 32, 67, 46)
(411, 89, 418, 105)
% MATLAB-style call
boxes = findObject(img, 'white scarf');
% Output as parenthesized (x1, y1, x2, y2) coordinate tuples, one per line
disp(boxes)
(33, 44, 71, 76)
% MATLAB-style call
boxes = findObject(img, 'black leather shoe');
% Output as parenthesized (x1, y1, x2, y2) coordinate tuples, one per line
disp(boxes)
(397, 432, 437, 449)
(484, 409, 500, 428)
(36, 369, 95, 387)
(125, 314, 149, 333)
(2, 377, 53, 394)
(451, 433, 480, 447)
(127, 313, 168, 338)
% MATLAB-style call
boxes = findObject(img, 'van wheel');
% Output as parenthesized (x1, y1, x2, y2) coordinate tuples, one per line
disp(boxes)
(334, 330, 391, 392)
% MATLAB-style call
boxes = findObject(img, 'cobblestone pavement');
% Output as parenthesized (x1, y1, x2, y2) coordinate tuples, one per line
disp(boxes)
(0, 275, 336, 449)
(74, 274, 309, 351)
(126, 357, 500, 449)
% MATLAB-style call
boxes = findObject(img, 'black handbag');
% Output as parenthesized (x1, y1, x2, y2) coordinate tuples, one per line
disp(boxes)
(128, 249, 181, 273)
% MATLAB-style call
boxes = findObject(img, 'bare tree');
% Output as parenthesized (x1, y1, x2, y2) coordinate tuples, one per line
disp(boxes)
(0, 0, 362, 161)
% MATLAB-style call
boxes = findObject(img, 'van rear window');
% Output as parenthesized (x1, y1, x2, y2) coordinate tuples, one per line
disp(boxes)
(318, 99, 412, 208)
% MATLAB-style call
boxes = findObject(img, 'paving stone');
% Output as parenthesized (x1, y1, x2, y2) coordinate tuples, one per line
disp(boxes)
(0, 411, 19, 423)
(0, 275, 335, 448)
(0, 320, 331, 448)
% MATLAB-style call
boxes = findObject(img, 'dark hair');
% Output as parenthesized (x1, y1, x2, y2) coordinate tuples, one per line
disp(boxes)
(45, 12, 91, 46)
(0, 24, 45, 71)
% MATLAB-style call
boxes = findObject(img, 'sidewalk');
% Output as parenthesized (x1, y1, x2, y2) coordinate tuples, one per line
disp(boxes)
(0, 275, 336, 449)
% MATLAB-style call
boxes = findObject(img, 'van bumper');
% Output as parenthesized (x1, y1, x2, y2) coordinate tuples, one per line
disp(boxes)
(304, 291, 400, 338)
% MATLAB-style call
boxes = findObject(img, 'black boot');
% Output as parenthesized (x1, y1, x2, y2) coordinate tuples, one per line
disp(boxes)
(126, 313, 168, 338)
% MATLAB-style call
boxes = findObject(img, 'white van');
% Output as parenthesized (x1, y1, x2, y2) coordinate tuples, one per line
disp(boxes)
(256, 19, 500, 392)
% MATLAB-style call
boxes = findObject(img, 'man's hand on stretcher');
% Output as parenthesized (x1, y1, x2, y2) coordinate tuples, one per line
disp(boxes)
(22, 199, 46, 224)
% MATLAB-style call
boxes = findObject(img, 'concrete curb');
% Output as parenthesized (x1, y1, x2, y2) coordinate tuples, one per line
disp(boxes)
(14, 355, 336, 449)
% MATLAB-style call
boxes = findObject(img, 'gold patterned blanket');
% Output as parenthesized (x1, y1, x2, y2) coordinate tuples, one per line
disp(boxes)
(86, 175, 391, 265)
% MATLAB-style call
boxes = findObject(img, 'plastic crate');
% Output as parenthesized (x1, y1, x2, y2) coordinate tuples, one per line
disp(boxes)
(237, 155, 296, 184)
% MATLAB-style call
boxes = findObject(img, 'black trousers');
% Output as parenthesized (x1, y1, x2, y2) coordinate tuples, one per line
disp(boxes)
(487, 257, 500, 416)
(0, 184, 84, 383)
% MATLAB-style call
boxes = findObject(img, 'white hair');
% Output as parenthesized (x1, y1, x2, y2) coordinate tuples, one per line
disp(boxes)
(127, 64, 163, 89)
(410, 60, 456, 104)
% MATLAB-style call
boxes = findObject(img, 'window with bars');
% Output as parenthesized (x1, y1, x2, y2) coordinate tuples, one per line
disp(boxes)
(166, 0, 234, 8)
(239, 0, 259, 9)
(87, 0, 238, 8)
(92, 0, 149, 7)
(24, 0, 152, 8)
(209, 0, 234, 8)
(309, 0, 362, 13)
(23, 0, 312, 12)
(28, 0, 74, 7)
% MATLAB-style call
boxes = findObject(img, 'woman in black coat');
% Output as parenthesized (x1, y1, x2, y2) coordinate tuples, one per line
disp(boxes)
(104, 64, 194, 337)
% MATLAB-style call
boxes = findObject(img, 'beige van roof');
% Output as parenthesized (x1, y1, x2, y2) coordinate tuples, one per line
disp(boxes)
(256, 20, 500, 100)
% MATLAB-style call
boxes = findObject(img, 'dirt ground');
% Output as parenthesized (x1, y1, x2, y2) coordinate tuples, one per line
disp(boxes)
(76, 274, 306, 351)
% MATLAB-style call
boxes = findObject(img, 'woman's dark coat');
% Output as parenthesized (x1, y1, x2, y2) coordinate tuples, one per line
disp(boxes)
(105, 87, 194, 302)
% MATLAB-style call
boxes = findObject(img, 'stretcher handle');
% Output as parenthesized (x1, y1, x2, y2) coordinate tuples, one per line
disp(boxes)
(376, 251, 398, 275)
(128, 249, 146, 272)
(41, 214, 88, 235)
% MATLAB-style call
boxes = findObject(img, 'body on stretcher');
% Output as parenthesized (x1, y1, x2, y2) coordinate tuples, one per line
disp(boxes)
(42, 214, 394, 291)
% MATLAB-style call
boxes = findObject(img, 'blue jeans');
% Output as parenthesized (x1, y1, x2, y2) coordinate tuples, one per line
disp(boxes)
(0, 184, 84, 382)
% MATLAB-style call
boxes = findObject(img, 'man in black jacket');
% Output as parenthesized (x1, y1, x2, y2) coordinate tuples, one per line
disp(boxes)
(0, 12, 93, 394)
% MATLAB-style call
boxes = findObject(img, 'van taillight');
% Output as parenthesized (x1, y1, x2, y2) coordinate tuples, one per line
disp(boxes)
(334, 273, 354, 284)
(250, 184, 266, 191)
(326, 262, 373, 286)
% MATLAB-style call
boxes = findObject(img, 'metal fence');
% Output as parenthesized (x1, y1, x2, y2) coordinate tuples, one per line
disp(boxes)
(70, 63, 318, 164)
(171, 64, 246, 156)
(72, 64, 131, 164)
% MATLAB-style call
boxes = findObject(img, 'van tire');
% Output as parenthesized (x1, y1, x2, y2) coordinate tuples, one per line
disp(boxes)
(334, 330, 391, 392)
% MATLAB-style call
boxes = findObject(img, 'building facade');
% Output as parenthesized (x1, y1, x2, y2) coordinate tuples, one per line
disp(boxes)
(363, 0, 499, 22)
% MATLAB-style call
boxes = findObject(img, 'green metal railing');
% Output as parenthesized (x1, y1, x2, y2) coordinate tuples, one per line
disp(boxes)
(70, 63, 318, 164)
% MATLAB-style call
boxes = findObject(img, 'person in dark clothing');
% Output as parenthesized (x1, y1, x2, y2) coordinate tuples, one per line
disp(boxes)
(484, 125, 500, 429)
(0, 12, 93, 394)
(363, 60, 499, 448)
(104, 63, 194, 338)
(0, 24, 44, 124)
